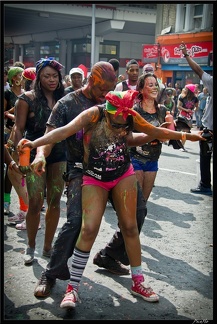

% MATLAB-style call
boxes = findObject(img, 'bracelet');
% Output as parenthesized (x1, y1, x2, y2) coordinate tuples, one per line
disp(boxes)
(181, 132, 186, 141)
(9, 160, 16, 170)
(183, 53, 189, 57)
(7, 139, 15, 152)
(7, 139, 14, 146)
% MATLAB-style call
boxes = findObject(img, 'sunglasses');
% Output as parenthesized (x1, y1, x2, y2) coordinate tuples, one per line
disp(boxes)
(110, 122, 129, 130)
(107, 114, 129, 130)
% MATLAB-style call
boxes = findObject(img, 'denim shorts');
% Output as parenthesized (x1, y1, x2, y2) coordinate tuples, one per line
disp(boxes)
(131, 157, 158, 172)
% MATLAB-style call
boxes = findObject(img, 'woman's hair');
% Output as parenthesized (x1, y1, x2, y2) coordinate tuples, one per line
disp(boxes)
(186, 88, 195, 99)
(24, 79, 34, 91)
(34, 68, 65, 103)
(136, 73, 159, 109)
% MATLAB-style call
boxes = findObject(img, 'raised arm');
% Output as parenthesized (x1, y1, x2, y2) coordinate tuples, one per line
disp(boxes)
(179, 43, 204, 79)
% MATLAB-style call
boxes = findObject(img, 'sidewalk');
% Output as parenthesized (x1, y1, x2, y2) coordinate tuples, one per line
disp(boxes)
(3, 138, 213, 320)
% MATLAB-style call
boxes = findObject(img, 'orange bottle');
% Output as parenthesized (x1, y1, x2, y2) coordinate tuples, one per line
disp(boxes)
(165, 111, 175, 130)
(19, 139, 30, 166)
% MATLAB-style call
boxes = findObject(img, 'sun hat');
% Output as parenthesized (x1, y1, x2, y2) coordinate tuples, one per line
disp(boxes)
(22, 67, 36, 81)
(69, 67, 84, 80)
(185, 84, 196, 93)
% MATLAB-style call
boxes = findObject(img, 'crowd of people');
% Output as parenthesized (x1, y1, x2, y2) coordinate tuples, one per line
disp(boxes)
(4, 42, 212, 312)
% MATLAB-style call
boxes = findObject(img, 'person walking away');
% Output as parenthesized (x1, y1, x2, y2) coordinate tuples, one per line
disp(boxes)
(179, 43, 213, 195)
(11, 57, 66, 262)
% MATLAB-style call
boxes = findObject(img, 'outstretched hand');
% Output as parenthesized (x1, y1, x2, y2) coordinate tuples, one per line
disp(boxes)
(190, 131, 206, 142)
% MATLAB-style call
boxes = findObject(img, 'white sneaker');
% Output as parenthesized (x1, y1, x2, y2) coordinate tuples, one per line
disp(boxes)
(23, 247, 35, 265)
(4, 202, 10, 215)
(16, 220, 41, 230)
(8, 210, 27, 223)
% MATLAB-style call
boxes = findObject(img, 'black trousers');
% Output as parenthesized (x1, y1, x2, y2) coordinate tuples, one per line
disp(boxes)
(199, 139, 213, 189)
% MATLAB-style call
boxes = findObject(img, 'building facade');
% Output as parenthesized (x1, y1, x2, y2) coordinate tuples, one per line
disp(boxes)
(4, 3, 213, 84)
(144, 3, 213, 88)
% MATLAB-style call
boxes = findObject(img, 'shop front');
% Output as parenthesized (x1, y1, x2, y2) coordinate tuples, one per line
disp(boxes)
(142, 31, 213, 88)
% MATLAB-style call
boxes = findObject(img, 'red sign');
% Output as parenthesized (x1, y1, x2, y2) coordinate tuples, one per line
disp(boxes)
(142, 41, 213, 65)
(160, 41, 212, 63)
(142, 44, 159, 63)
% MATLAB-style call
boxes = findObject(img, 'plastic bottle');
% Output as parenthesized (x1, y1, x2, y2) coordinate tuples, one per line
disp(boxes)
(19, 140, 30, 166)
(165, 111, 175, 130)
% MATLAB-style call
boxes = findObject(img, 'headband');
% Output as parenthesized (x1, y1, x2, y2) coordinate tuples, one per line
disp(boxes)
(36, 57, 64, 74)
(105, 90, 138, 120)
(8, 67, 24, 84)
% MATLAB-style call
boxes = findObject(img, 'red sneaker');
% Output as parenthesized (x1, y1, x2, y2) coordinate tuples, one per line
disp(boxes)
(60, 284, 79, 309)
(131, 280, 159, 302)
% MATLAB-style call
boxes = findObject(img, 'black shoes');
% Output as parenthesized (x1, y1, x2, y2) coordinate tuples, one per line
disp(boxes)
(93, 252, 129, 275)
(34, 271, 56, 298)
(190, 186, 212, 196)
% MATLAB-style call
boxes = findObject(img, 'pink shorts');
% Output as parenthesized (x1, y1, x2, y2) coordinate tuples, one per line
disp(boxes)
(82, 164, 135, 191)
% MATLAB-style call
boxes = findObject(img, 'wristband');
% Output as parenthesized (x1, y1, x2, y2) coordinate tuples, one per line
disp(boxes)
(9, 160, 16, 170)
(181, 132, 186, 141)
(183, 53, 189, 57)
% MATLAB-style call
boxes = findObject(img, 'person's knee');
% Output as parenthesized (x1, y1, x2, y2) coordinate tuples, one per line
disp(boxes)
(121, 223, 138, 238)
(80, 223, 98, 241)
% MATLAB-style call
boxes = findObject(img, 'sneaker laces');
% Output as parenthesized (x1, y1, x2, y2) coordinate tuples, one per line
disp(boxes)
(64, 285, 80, 303)
(136, 281, 154, 295)
(39, 272, 49, 285)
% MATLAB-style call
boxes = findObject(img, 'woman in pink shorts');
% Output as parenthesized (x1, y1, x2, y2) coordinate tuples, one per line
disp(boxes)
(18, 90, 203, 309)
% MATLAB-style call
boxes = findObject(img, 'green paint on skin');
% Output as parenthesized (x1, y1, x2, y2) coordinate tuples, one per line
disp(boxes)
(123, 189, 127, 210)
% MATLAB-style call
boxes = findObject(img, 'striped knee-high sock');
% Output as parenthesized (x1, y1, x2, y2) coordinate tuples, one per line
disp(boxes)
(69, 247, 90, 291)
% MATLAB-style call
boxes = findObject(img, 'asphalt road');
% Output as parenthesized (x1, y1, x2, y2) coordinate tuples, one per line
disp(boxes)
(3, 128, 213, 321)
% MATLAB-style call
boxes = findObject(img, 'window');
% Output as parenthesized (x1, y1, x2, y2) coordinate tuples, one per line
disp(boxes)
(40, 43, 60, 60)
(99, 44, 117, 55)
(194, 4, 203, 29)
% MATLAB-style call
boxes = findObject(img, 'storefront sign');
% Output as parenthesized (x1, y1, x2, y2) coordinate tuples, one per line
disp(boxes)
(142, 44, 159, 63)
(142, 42, 212, 65)
(160, 41, 212, 64)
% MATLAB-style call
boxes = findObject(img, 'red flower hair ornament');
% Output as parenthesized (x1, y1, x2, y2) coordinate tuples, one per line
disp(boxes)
(105, 90, 139, 120)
